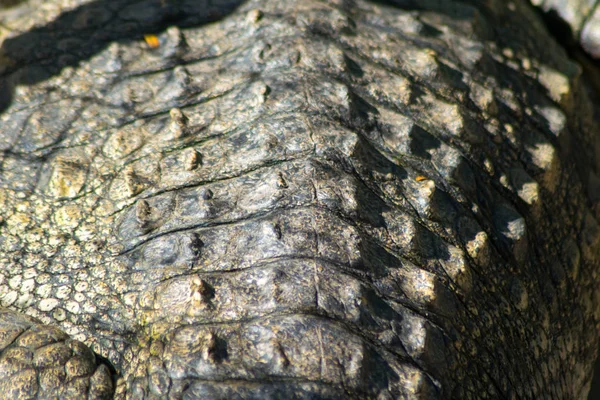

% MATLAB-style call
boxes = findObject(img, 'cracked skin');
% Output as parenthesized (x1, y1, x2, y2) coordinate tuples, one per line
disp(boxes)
(0, 0, 600, 398)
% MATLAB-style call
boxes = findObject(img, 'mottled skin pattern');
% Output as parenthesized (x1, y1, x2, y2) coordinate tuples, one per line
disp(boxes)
(0, 0, 600, 398)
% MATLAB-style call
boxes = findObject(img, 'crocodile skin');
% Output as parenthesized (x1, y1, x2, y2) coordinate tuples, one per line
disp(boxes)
(1, 0, 599, 398)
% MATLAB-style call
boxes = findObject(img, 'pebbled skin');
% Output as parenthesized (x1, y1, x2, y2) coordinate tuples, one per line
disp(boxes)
(1, 0, 600, 398)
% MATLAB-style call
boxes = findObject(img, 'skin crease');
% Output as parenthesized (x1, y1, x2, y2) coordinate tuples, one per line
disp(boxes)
(529, 0, 600, 59)
(0, 0, 599, 398)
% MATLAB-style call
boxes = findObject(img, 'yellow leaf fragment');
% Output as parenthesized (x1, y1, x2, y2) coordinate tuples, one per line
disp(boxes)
(144, 34, 160, 49)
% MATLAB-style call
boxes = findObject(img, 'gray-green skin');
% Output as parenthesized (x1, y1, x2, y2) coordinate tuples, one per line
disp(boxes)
(0, 0, 599, 398)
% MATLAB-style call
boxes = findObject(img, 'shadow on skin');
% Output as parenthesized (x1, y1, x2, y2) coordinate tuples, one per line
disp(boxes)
(0, 0, 245, 114)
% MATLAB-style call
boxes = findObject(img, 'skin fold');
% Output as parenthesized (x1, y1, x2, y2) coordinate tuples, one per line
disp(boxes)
(0, 0, 599, 398)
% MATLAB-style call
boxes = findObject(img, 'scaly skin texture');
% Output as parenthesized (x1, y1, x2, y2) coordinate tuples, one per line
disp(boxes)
(1, 0, 600, 398)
